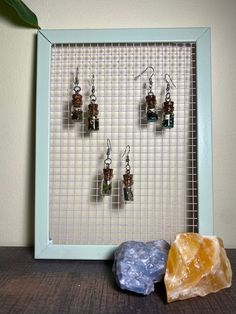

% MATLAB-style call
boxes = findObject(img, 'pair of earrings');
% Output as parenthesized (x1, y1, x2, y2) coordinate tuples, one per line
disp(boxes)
(102, 139, 134, 202)
(136, 67, 176, 128)
(71, 68, 99, 131)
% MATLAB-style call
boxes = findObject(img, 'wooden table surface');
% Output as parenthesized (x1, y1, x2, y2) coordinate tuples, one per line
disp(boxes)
(0, 247, 235, 314)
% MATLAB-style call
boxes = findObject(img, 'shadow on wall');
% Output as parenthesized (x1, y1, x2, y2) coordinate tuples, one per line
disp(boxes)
(26, 33, 37, 246)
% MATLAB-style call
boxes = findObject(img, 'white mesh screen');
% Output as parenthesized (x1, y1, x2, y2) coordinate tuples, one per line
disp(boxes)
(49, 42, 197, 245)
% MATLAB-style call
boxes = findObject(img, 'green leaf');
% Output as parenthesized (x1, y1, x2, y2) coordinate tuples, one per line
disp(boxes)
(3, 0, 40, 29)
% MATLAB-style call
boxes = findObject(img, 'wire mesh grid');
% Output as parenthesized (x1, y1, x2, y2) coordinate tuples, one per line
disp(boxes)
(49, 42, 197, 245)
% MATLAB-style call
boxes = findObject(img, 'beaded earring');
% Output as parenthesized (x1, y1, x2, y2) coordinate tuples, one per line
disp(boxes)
(162, 74, 176, 128)
(88, 74, 99, 131)
(71, 67, 83, 122)
(122, 145, 134, 202)
(101, 139, 113, 196)
(135, 67, 158, 122)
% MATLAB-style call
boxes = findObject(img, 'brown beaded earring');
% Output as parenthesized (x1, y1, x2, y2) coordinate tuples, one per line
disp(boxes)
(71, 67, 83, 122)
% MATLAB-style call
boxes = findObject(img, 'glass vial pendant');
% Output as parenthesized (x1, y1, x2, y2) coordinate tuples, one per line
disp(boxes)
(123, 173, 134, 202)
(88, 103, 99, 131)
(102, 168, 113, 196)
(146, 93, 158, 122)
(162, 101, 174, 128)
(71, 92, 83, 122)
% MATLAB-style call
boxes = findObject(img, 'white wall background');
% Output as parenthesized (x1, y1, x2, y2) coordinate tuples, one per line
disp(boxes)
(0, 0, 235, 248)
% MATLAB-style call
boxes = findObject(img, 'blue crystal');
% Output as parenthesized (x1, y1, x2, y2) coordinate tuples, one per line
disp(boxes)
(113, 240, 170, 295)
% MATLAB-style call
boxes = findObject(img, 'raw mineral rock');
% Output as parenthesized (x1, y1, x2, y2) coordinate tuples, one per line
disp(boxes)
(164, 233, 232, 303)
(113, 240, 170, 295)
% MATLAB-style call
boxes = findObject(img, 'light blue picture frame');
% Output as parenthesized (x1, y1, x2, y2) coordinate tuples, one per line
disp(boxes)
(35, 28, 213, 259)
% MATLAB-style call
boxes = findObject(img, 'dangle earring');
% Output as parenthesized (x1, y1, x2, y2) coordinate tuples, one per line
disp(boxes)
(162, 74, 176, 128)
(135, 67, 158, 122)
(122, 145, 134, 202)
(71, 67, 83, 121)
(102, 139, 113, 196)
(88, 74, 99, 131)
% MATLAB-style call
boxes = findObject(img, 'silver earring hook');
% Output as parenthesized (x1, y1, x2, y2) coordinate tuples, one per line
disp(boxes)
(90, 74, 96, 102)
(104, 139, 112, 166)
(122, 145, 131, 173)
(122, 145, 130, 158)
(164, 74, 176, 88)
(135, 67, 155, 94)
(134, 66, 155, 81)
(106, 138, 112, 155)
(73, 67, 81, 93)
(74, 67, 79, 85)
(91, 74, 95, 89)
(164, 74, 175, 102)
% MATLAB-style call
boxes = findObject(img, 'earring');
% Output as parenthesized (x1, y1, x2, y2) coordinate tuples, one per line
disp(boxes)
(122, 145, 134, 202)
(88, 74, 99, 131)
(135, 67, 158, 122)
(71, 67, 83, 121)
(162, 74, 176, 128)
(102, 139, 113, 196)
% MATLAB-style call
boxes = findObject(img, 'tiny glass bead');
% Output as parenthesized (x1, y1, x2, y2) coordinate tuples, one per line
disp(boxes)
(147, 109, 158, 122)
(123, 187, 134, 202)
(102, 180, 112, 196)
(88, 116, 99, 131)
(163, 113, 174, 128)
(71, 109, 83, 121)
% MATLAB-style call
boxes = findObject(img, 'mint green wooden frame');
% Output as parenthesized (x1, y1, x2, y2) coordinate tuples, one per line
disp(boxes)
(35, 28, 213, 259)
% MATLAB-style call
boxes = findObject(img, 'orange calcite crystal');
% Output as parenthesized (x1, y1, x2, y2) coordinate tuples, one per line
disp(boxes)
(164, 233, 232, 303)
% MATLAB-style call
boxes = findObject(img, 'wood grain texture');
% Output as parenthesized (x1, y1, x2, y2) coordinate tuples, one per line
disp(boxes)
(0, 248, 235, 314)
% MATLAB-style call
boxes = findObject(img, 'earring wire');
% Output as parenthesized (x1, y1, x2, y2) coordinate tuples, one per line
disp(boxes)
(73, 67, 81, 93)
(164, 74, 176, 88)
(105, 139, 112, 163)
(122, 145, 130, 158)
(134, 66, 155, 81)
(74, 67, 79, 85)
(134, 66, 155, 94)
(104, 139, 112, 166)
(90, 74, 96, 102)
(107, 138, 112, 153)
